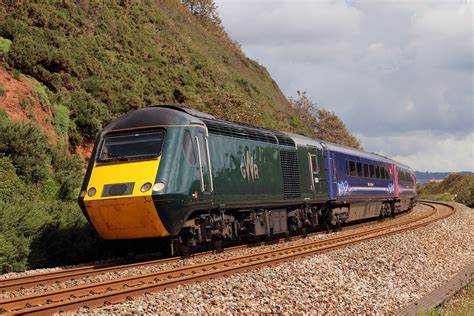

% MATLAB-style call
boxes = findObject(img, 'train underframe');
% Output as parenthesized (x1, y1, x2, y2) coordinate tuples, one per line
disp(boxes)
(172, 197, 416, 255)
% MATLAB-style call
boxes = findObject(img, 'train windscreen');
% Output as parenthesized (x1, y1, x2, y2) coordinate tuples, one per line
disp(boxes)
(97, 130, 165, 163)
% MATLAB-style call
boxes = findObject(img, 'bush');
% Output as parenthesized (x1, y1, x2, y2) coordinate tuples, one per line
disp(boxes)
(0, 120, 50, 183)
(67, 91, 111, 140)
(52, 103, 70, 136)
(0, 83, 5, 96)
(33, 84, 50, 106)
(51, 147, 83, 200)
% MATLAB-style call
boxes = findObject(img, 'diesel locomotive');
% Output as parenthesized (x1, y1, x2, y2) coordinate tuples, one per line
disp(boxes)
(79, 106, 416, 254)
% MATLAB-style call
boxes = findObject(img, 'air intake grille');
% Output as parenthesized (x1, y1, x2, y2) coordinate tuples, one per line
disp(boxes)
(274, 133, 295, 147)
(280, 151, 301, 199)
(203, 119, 278, 144)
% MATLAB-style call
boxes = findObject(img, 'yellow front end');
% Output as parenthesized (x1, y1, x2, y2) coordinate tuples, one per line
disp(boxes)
(83, 157, 169, 239)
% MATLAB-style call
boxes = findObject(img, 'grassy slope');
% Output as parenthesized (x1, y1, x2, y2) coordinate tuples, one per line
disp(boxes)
(417, 174, 474, 207)
(0, 0, 311, 145)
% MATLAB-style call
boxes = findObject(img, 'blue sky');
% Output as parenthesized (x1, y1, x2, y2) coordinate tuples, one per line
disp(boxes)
(215, 0, 473, 172)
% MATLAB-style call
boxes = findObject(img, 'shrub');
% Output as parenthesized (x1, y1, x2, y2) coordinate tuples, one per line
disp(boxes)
(67, 91, 111, 140)
(0, 83, 5, 96)
(52, 103, 70, 136)
(0, 108, 7, 121)
(33, 84, 50, 106)
(0, 120, 50, 183)
(51, 147, 83, 201)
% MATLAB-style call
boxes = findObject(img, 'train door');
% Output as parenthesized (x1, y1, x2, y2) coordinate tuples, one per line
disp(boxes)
(307, 147, 323, 195)
(194, 130, 213, 203)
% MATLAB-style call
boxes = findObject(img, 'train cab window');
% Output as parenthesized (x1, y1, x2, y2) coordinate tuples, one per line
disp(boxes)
(369, 165, 375, 178)
(98, 129, 165, 163)
(363, 164, 369, 178)
(310, 155, 319, 174)
(182, 130, 196, 165)
(356, 162, 363, 177)
(348, 161, 357, 177)
(375, 166, 380, 179)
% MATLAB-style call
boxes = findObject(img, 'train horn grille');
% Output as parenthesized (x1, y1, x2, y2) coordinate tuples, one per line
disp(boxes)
(102, 182, 135, 197)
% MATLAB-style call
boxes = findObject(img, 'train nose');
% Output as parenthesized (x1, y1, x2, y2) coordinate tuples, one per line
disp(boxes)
(81, 158, 169, 239)
(83, 195, 169, 239)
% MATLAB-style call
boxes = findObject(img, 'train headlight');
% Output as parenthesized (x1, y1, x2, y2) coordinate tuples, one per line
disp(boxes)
(152, 182, 165, 192)
(87, 187, 96, 197)
(140, 182, 152, 193)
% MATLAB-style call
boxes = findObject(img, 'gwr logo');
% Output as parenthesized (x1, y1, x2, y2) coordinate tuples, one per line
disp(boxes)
(240, 150, 259, 181)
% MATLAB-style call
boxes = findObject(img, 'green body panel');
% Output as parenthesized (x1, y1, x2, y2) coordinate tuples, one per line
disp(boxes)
(153, 127, 329, 236)
(209, 134, 284, 206)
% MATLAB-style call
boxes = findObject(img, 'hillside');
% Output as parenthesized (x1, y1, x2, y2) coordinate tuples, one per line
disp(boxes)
(0, 0, 312, 151)
(415, 171, 473, 184)
(417, 174, 474, 207)
(0, 0, 360, 273)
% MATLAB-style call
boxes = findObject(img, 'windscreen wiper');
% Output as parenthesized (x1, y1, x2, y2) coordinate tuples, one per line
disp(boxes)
(104, 153, 129, 161)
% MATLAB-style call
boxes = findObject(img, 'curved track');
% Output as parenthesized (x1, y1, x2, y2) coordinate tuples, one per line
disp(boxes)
(0, 201, 454, 315)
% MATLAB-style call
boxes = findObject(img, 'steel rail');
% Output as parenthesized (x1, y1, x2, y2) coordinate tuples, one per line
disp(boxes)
(0, 202, 452, 315)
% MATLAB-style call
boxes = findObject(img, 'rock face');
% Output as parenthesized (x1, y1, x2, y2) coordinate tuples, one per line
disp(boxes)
(87, 203, 472, 314)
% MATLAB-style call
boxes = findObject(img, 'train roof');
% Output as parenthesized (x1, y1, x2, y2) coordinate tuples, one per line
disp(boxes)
(102, 106, 413, 172)
(283, 132, 323, 149)
(320, 141, 394, 164)
(393, 161, 414, 172)
(101, 106, 205, 134)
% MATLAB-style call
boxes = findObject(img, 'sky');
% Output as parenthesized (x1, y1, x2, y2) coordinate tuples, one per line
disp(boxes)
(214, 0, 473, 172)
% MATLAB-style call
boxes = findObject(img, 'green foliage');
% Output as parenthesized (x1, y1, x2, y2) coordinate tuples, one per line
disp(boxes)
(52, 103, 70, 136)
(418, 174, 474, 207)
(0, 36, 12, 54)
(0, 82, 5, 96)
(33, 84, 50, 106)
(0, 121, 102, 273)
(51, 147, 83, 201)
(19, 96, 33, 111)
(0, 108, 7, 121)
(0, 120, 50, 183)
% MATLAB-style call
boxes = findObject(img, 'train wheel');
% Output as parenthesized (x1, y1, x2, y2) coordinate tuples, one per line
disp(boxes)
(173, 238, 191, 258)
(301, 227, 307, 238)
(211, 235, 223, 252)
(378, 208, 385, 222)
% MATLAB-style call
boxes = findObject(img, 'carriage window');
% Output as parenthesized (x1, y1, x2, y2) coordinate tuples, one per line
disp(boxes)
(356, 162, 363, 177)
(363, 164, 369, 178)
(381, 167, 386, 179)
(349, 161, 357, 177)
(385, 168, 390, 179)
(375, 166, 380, 178)
(369, 165, 375, 178)
(182, 130, 196, 165)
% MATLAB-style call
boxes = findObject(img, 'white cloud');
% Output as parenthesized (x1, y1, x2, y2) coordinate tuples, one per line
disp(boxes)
(215, 0, 474, 171)
(359, 131, 474, 172)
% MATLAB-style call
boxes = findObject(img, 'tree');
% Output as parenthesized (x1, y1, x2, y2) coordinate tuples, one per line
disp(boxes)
(182, 0, 222, 27)
(289, 91, 362, 149)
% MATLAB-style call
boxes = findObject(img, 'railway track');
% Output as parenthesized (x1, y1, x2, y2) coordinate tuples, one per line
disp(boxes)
(0, 205, 417, 293)
(0, 201, 454, 315)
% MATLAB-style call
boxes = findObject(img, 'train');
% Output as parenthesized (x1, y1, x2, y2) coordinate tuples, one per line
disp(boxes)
(78, 106, 416, 255)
